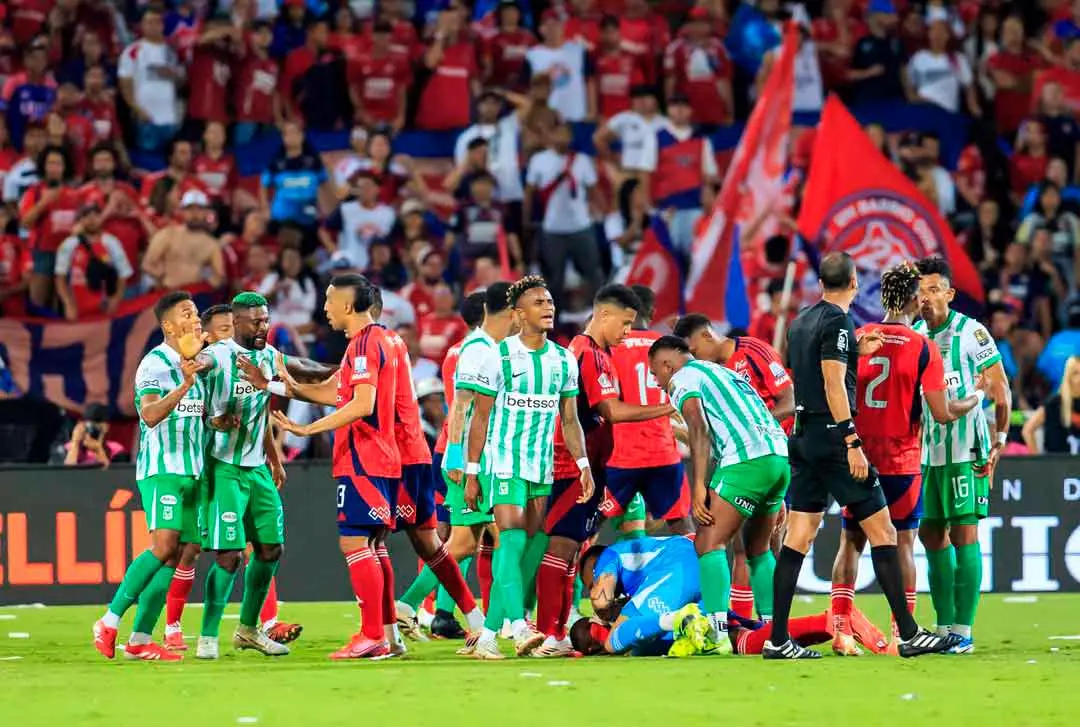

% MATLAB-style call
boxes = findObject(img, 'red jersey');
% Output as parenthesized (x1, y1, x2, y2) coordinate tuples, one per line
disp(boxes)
(1009, 152, 1048, 197)
(79, 181, 145, 267)
(333, 324, 401, 479)
(553, 334, 620, 480)
(595, 50, 644, 119)
(722, 336, 793, 433)
(418, 313, 468, 365)
(811, 16, 867, 89)
(9, 0, 49, 46)
(19, 184, 80, 253)
(361, 19, 421, 60)
(854, 322, 946, 475)
(192, 152, 238, 203)
(608, 329, 680, 469)
(399, 281, 435, 318)
(382, 325, 433, 466)
(0, 233, 27, 288)
(987, 50, 1043, 135)
(234, 53, 278, 124)
(484, 29, 535, 90)
(331, 32, 367, 65)
(955, 144, 986, 205)
(349, 50, 411, 124)
(434, 340, 463, 454)
(79, 97, 122, 143)
(663, 38, 733, 125)
(1032, 66, 1080, 116)
(619, 15, 669, 84)
(415, 39, 478, 131)
(187, 44, 233, 122)
(565, 14, 602, 53)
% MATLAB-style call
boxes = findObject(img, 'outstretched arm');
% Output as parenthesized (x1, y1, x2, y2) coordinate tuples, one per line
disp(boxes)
(596, 398, 674, 424)
(272, 382, 374, 436)
(284, 356, 338, 383)
(560, 395, 595, 503)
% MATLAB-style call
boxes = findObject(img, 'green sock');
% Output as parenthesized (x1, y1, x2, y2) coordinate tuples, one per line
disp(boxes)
(107, 549, 165, 618)
(200, 563, 238, 638)
(747, 550, 776, 619)
(400, 565, 440, 610)
(698, 549, 731, 617)
(131, 564, 175, 636)
(926, 546, 957, 629)
(572, 571, 583, 613)
(239, 554, 279, 628)
(492, 529, 527, 625)
(520, 532, 548, 613)
(483, 572, 505, 632)
(953, 542, 982, 632)
(436, 556, 473, 613)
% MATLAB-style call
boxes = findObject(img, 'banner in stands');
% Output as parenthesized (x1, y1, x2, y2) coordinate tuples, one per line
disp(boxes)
(0, 287, 218, 417)
(0, 458, 1077, 605)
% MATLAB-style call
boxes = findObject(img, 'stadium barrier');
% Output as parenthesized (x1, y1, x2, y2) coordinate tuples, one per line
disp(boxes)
(0, 457, 1077, 605)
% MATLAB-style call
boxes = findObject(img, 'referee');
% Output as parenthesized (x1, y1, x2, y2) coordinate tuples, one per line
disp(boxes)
(762, 252, 948, 660)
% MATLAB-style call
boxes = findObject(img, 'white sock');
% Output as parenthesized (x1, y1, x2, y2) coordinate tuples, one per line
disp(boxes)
(129, 632, 151, 646)
(164, 622, 182, 636)
(709, 612, 728, 635)
(464, 608, 484, 633)
(951, 624, 971, 638)
(418, 608, 435, 628)
(511, 618, 529, 639)
(396, 600, 416, 619)
(935, 625, 949, 637)
(658, 612, 676, 631)
(262, 618, 278, 630)
(480, 627, 498, 644)
(101, 611, 121, 629)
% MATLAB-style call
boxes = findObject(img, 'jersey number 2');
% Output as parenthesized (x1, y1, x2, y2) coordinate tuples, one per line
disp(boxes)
(634, 362, 667, 405)
(864, 356, 890, 410)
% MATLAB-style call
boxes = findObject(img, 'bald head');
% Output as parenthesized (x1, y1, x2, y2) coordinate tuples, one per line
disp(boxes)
(820, 252, 856, 291)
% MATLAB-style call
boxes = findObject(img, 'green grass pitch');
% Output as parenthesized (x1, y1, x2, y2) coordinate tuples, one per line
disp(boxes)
(1, 595, 1078, 726)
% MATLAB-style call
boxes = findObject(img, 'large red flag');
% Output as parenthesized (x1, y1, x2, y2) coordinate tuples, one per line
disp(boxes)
(686, 22, 797, 324)
(797, 96, 985, 323)
(625, 216, 683, 323)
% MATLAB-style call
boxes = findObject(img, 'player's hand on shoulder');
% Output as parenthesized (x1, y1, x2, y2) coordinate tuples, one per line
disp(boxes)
(856, 330, 884, 356)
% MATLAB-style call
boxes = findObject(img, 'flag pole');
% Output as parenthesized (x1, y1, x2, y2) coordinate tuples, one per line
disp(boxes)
(772, 259, 797, 357)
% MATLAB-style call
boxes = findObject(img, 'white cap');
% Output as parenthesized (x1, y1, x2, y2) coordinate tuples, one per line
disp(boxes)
(415, 378, 444, 400)
(180, 189, 210, 208)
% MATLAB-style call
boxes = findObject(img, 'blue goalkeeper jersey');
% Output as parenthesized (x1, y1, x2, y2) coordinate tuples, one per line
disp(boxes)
(593, 536, 699, 601)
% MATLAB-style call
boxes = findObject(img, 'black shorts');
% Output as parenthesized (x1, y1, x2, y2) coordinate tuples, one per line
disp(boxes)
(788, 420, 885, 514)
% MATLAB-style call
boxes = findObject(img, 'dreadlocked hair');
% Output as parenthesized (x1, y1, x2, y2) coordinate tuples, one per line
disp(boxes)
(507, 275, 548, 307)
(880, 262, 921, 314)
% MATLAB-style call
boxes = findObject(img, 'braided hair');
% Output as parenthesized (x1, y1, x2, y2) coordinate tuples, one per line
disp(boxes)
(507, 275, 548, 307)
(880, 262, 921, 315)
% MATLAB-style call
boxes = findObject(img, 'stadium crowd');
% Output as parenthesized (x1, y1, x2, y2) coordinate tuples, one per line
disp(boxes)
(0, 0, 1079, 461)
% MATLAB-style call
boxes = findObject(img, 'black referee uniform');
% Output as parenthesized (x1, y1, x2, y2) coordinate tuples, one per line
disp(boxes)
(786, 299, 885, 516)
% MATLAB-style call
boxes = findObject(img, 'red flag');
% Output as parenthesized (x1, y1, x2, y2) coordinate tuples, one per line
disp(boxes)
(625, 216, 682, 323)
(495, 223, 514, 280)
(686, 22, 797, 324)
(797, 96, 985, 322)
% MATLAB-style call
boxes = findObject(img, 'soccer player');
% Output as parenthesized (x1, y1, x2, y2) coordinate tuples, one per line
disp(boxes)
(769, 252, 946, 660)
(398, 290, 487, 639)
(461, 276, 592, 659)
(672, 312, 793, 619)
(193, 292, 336, 658)
(270, 274, 402, 660)
(536, 284, 674, 657)
(913, 257, 1011, 654)
(649, 336, 789, 648)
(829, 263, 982, 656)
(93, 291, 207, 661)
(164, 303, 232, 651)
(370, 290, 483, 655)
(603, 285, 691, 534)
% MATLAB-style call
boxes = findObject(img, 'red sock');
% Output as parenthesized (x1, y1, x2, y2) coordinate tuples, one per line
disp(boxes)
(729, 585, 755, 619)
(344, 547, 384, 640)
(739, 613, 831, 655)
(166, 567, 196, 625)
(260, 577, 279, 625)
(376, 546, 396, 625)
(477, 544, 494, 613)
(536, 553, 568, 638)
(830, 583, 854, 632)
(556, 562, 577, 640)
(426, 544, 477, 614)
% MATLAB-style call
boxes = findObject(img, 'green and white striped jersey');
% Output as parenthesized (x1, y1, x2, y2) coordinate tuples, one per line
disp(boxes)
(462, 334, 578, 484)
(134, 343, 207, 480)
(203, 339, 282, 468)
(913, 310, 1001, 466)
(444, 328, 496, 473)
(669, 359, 787, 469)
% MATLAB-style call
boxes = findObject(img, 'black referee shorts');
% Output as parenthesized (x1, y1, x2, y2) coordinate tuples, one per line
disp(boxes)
(788, 419, 886, 516)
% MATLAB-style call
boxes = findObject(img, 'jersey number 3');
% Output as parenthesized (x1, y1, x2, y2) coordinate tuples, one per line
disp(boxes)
(864, 356, 890, 410)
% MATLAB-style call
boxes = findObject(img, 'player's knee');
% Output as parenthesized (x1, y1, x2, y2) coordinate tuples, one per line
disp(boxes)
(859, 509, 897, 547)
(257, 543, 283, 562)
(151, 534, 181, 562)
(948, 522, 979, 546)
(217, 550, 243, 572)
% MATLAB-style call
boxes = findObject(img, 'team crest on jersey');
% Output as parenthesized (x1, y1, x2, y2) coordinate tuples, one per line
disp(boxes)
(812, 191, 943, 322)
(353, 356, 368, 375)
(974, 328, 991, 347)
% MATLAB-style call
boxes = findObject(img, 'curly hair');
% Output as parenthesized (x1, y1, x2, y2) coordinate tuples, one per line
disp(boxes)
(880, 261, 922, 314)
(507, 275, 548, 307)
